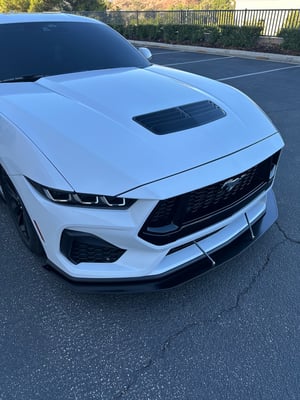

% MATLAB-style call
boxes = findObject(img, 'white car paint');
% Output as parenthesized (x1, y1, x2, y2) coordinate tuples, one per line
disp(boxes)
(0, 13, 284, 289)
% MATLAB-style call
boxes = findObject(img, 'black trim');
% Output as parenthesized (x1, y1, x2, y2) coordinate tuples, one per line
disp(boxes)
(139, 155, 275, 245)
(43, 190, 278, 293)
(133, 101, 226, 134)
(60, 229, 126, 264)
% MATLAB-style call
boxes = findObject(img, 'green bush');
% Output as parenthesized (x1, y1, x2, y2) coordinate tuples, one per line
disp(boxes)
(158, 25, 218, 45)
(203, 26, 220, 45)
(111, 24, 125, 36)
(113, 23, 264, 49)
(114, 24, 220, 46)
(121, 24, 137, 40)
(135, 24, 161, 41)
(161, 25, 179, 43)
(239, 25, 262, 47)
(219, 25, 262, 48)
(279, 28, 300, 51)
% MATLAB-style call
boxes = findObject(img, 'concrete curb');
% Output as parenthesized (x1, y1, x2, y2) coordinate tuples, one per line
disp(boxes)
(131, 40, 300, 64)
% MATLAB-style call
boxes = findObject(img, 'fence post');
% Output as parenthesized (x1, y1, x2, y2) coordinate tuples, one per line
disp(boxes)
(136, 10, 139, 25)
(243, 8, 248, 25)
(180, 9, 184, 24)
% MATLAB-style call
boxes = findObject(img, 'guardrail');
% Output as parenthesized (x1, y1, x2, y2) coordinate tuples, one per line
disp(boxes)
(77, 9, 300, 36)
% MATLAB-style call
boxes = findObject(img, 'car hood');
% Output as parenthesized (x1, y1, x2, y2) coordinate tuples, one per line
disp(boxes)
(0, 65, 277, 196)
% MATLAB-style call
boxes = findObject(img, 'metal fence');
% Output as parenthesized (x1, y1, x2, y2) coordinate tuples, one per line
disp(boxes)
(77, 9, 300, 36)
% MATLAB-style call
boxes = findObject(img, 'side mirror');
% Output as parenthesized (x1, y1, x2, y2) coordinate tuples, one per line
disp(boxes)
(138, 47, 152, 61)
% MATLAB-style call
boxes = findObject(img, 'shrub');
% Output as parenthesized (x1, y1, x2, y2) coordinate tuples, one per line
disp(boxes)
(113, 23, 263, 50)
(135, 24, 160, 41)
(111, 24, 124, 35)
(115, 24, 219, 45)
(279, 28, 300, 52)
(203, 26, 220, 45)
(219, 25, 262, 48)
(123, 25, 139, 40)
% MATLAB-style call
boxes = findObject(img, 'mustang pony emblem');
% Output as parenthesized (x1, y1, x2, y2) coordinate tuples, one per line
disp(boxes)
(222, 174, 246, 192)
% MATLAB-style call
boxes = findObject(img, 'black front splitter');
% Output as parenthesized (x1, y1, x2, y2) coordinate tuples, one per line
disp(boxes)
(44, 191, 278, 293)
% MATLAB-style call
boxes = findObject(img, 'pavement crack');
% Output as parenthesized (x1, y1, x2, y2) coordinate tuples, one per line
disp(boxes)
(276, 221, 300, 245)
(217, 237, 286, 316)
(113, 358, 154, 399)
(113, 236, 286, 399)
(113, 321, 203, 399)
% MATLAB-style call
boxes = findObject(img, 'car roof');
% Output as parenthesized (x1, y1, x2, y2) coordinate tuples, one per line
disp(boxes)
(0, 12, 100, 25)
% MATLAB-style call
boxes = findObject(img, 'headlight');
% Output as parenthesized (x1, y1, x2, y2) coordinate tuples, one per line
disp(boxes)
(27, 178, 136, 209)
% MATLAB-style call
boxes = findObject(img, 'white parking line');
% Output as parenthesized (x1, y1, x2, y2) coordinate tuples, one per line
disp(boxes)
(219, 65, 300, 81)
(165, 56, 234, 66)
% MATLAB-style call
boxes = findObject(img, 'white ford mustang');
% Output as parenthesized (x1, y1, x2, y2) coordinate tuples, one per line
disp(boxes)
(0, 13, 284, 291)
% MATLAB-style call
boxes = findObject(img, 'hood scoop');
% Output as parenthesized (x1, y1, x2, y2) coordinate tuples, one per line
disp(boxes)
(133, 100, 226, 135)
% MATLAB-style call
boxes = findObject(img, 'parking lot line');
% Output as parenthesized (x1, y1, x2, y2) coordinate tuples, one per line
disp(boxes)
(219, 65, 300, 81)
(165, 56, 235, 66)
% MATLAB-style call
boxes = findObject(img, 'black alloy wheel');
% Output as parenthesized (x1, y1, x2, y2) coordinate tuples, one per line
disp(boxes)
(1, 168, 44, 255)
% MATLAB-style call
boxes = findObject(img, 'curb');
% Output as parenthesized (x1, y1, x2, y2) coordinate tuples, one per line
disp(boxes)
(130, 40, 300, 64)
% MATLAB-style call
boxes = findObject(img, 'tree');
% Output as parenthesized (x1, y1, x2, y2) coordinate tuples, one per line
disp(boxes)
(28, 0, 60, 11)
(107, 0, 235, 11)
(199, 0, 235, 10)
(0, 0, 106, 11)
(29, 0, 106, 11)
(0, 0, 30, 12)
(69, 0, 107, 11)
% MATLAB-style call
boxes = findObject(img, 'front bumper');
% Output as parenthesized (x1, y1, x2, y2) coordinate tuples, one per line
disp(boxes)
(44, 190, 278, 293)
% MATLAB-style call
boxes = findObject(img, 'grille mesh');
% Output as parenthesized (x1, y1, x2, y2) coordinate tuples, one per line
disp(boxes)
(70, 240, 124, 264)
(60, 230, 125, 264)
(139, 155, 275, 245)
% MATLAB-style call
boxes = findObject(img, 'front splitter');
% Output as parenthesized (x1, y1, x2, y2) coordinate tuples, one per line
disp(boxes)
(44, 190, 278, 293)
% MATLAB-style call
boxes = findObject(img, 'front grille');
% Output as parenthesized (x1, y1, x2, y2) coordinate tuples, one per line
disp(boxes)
(60, 230, 125, 264)
(139, 153, 280, 245)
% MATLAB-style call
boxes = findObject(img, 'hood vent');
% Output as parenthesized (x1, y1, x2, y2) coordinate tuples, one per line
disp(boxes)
(133, 100, 226, 135)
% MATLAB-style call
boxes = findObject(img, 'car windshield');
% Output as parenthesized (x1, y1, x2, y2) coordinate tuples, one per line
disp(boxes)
(0, 21, 150, 82)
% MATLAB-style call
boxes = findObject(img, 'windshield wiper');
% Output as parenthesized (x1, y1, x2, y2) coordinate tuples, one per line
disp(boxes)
(0, 74, 46, 83)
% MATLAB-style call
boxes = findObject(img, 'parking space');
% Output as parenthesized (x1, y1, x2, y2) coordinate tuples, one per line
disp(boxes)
(150, 47, 300, 80)
(1, 47, 299, 399)
(148, 48, 229, 66)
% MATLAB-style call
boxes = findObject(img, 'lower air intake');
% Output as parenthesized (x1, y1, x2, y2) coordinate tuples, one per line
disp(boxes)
(60, 230, 125, 264)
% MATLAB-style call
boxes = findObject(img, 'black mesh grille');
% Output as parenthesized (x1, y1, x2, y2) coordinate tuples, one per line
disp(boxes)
(139, 153, 279, 245)
(133, 101, 226, 134)
(60, 230, 125, 264)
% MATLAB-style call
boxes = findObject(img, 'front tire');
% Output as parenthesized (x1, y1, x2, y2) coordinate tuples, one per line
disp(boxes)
(1, 168, 44, 255)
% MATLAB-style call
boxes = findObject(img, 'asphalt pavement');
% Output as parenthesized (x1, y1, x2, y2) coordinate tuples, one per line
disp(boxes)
(0, 47, 299, 399)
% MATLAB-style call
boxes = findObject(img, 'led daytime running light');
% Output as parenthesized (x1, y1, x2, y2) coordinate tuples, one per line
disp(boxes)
(27, 178, 135, 209)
